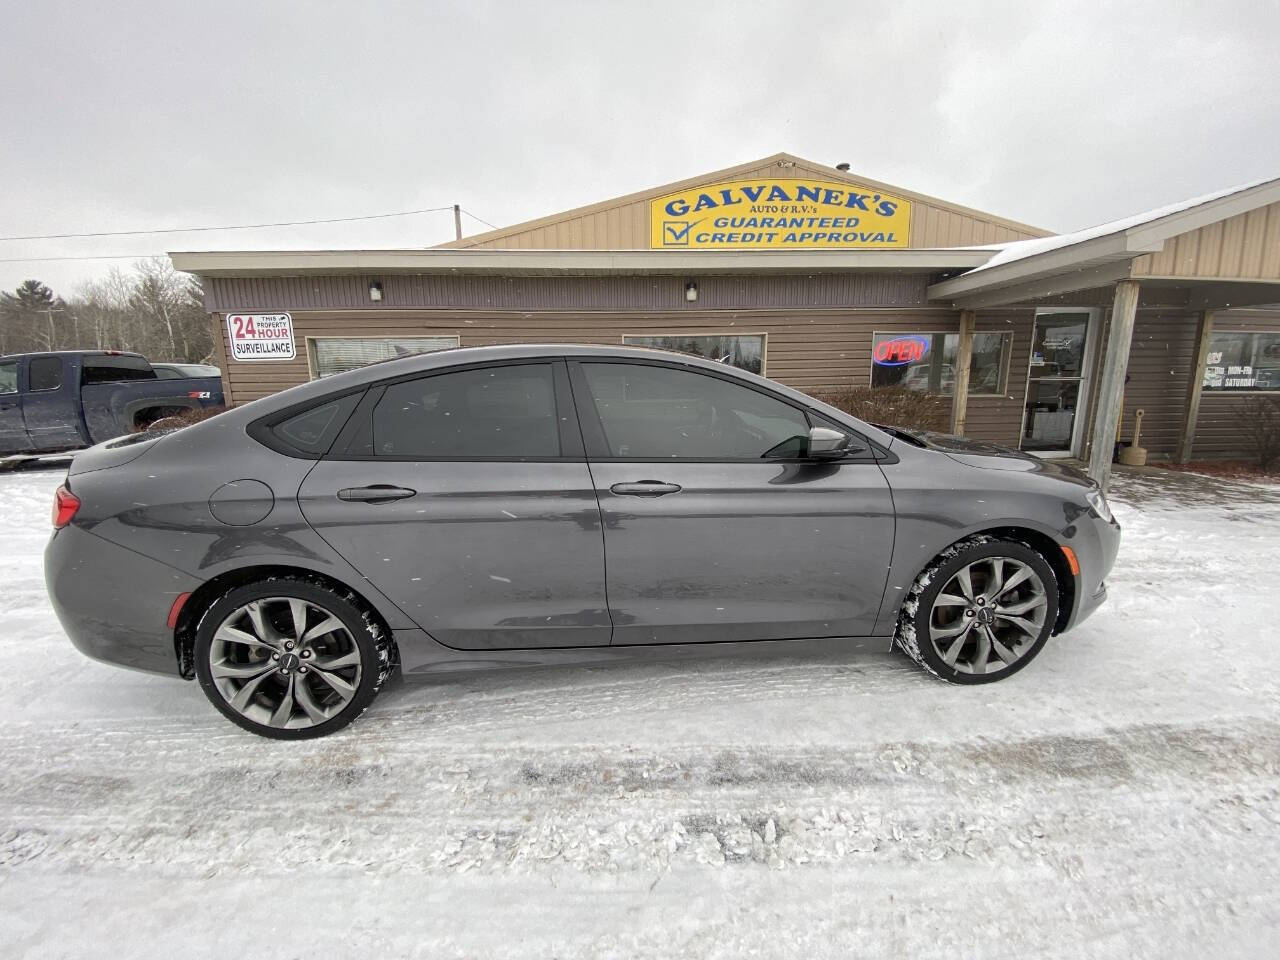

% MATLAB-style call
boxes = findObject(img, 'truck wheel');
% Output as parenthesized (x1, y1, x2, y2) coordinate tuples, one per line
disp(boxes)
(896, 537, 1059, 684)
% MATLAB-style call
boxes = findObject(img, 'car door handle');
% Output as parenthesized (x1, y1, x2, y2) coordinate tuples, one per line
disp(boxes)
(609, 481, 682, 497)
(337, 485, 417, 503)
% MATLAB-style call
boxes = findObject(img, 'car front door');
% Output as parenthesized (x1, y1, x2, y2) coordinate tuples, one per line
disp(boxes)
(570, 359, 896, 645)
(297, 359, 611, 650)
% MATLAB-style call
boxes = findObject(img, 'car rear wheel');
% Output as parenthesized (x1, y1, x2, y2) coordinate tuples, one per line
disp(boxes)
(896, 537, 1059, 684)
(194, 577, 393, 739)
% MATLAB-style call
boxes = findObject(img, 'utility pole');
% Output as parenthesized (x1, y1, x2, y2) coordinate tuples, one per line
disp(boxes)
(41, 305, 66, 351)
(453, 204, 463, 241)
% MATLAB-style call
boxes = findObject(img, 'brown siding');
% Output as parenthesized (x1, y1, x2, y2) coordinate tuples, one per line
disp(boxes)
(1118, 310, 1201, 458)
(1132, 200, 1280, 280)
(215, 305, 1039, 449)
(203, 273, 931, 314)
(218, 307, 979, 405)
(441, 155, 1048, 251)
(210, 311, 235, 407)
(966, 310, 1036, 446)
(210, 272, 1045, 448)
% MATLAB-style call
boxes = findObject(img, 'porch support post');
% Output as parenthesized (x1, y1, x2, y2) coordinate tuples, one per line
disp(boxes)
(1175, 310, 1214, 464)
(1088, 279, 1141, 490)
(950, 309, 976, 434)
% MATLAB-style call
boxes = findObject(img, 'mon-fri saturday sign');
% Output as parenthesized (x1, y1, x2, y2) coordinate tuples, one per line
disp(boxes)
(227, 313, 295, 361)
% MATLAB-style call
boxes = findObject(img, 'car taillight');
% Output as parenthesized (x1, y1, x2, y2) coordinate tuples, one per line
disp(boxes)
(53, 484, 81, 529)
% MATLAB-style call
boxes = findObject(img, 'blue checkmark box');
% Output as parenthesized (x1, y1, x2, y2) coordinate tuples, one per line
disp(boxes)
(663, 220, 693, 245)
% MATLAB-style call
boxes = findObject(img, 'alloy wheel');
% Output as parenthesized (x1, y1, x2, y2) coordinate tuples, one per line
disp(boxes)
(927, 556, 1049, 675)
(207, 597, 363, 730)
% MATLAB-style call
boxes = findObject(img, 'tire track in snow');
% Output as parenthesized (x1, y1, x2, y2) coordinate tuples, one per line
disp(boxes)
(5, 719, 1278, 880)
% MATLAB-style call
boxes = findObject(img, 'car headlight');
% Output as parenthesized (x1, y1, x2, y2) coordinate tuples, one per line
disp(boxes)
(1085, 487, 1113, 523)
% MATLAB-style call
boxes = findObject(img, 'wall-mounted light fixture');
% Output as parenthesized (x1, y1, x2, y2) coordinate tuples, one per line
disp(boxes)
(368, 281, 384, 302)
(685, 280, 698, 303)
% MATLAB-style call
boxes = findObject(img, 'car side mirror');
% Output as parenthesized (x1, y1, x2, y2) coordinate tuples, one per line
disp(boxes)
(807, 426, 859, 460)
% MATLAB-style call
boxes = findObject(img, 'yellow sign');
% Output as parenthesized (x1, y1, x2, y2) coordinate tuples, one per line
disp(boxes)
(650, 177, 910, 249)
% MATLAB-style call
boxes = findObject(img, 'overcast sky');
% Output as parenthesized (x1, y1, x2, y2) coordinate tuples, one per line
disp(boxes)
(2, 0, 1279, 294)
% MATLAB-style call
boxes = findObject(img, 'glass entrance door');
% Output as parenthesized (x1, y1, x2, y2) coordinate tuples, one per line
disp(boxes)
(1021, 310, 1095, 455)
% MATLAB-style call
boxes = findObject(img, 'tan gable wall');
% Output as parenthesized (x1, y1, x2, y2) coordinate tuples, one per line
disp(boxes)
(442, 154, 1049, 251)
(1132, 199, 1280, 280)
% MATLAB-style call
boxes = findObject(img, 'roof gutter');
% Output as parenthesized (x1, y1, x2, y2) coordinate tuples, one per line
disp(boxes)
(170, 248, 995, 278)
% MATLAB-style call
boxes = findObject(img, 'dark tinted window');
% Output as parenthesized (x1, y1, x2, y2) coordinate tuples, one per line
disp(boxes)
(0, 361, 16, 395)
(272, 395, 360, 455)
(372, 364, 558, 458)
(82, 355, 156, 384)
(581, 362, 809, 459)
(153, 365, 182, 379)
(29, 356, 63, 391)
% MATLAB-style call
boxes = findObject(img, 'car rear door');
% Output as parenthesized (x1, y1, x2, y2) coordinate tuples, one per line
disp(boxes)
(297, 359, 611, 650)
(20, 355, 84, 451)
(0, 358, 31, 454)
(569, 359, 896, 645)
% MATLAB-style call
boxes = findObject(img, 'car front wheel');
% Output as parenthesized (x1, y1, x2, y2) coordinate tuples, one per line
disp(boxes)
(194, 577, 393, 739)
(897, 538, 1059, 684)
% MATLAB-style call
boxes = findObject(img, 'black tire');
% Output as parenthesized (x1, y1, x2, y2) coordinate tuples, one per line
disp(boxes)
(895, 536, 1059, 685)
(194, 576, 394, 739)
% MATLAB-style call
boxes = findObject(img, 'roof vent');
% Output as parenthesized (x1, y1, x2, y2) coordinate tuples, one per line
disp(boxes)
(835, 162, 851, 172)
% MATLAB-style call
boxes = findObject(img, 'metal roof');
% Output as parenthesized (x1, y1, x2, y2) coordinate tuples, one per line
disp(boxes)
(929, 176, 1280, 306)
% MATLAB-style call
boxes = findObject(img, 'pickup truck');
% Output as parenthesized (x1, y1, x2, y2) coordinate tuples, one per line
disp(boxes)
(0, 350, 224, 456)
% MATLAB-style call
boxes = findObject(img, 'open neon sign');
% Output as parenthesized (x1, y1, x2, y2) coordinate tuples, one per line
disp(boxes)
(873, 335, 930, 366)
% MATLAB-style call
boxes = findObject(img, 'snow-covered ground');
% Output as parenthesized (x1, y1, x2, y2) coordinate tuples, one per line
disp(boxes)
(3, 468, 1280, 958)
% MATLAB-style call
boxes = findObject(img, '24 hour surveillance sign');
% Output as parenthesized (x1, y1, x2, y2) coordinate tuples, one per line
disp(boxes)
(227, 313, 295, 361)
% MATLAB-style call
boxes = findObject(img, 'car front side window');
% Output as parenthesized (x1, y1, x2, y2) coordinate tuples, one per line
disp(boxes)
(578, 362, 811, 460)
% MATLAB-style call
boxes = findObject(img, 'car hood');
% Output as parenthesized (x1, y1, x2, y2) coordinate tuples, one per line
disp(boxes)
(888, 429, 1093, 487)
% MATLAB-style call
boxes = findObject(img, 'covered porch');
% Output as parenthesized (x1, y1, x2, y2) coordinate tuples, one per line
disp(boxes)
(930, 177, 1280, 488)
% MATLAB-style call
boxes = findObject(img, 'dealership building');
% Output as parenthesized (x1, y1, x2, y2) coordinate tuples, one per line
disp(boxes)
(172, 153, 1280, 481)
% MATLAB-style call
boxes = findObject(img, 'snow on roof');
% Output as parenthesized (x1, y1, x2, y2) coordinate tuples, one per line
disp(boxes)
(969, 176, 1277, 273)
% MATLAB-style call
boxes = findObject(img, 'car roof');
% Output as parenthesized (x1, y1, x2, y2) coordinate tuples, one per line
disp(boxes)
(0, 350, 147, 362)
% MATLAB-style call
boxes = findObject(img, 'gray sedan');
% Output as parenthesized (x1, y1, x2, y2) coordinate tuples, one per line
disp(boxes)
(45, 345, 1119, 739)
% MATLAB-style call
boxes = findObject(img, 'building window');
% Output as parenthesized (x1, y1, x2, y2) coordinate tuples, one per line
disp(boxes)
(870, 331, 1011, 396)
(308, 336, 459, 379)
(1202, 331, 1280, 391)
(622, 334, 766, 375)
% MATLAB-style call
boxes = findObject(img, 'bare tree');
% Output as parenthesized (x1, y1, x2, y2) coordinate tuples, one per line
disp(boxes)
(10, 259, 214, 363)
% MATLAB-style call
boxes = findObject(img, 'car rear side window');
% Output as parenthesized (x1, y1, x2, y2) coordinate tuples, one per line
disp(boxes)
(28, 356, 63, 392)
(579, 362, 810, 460)
(261, 393, 364, 457)
(81, 355, 157, 384)
(0, 361, 16, 395)
(371, 364, 559, 459)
